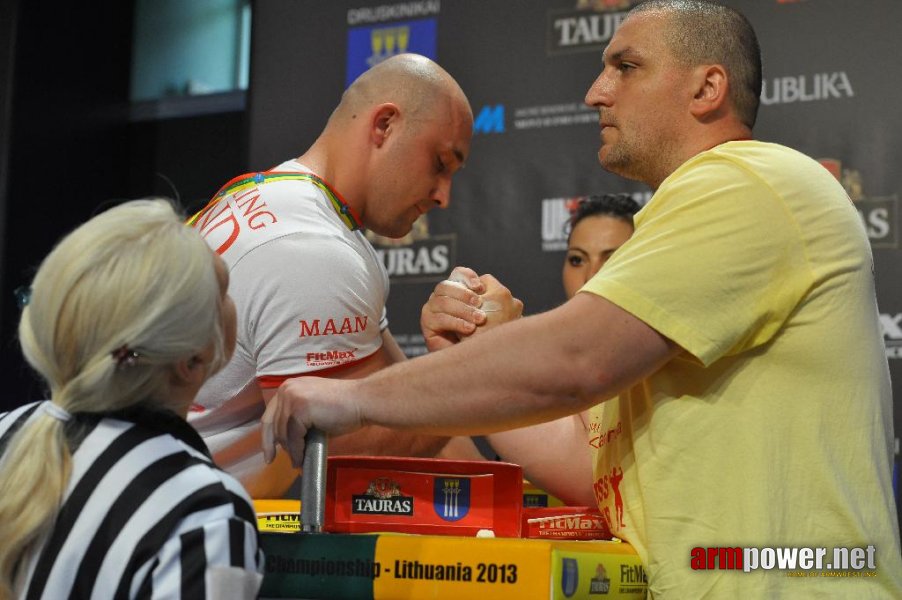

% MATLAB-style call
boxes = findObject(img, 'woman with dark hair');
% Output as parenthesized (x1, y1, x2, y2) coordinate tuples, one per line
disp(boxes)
(562, 194, 640, 299)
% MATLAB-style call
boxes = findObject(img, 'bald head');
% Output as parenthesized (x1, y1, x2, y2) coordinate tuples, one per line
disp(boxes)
(333, 54, 470, 127)
(628, 0, 762, 128)
(303, 54, 473, 238)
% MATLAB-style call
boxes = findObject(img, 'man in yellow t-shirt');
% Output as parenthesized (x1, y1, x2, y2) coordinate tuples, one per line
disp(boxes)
(261, 1, 902, 597)
(582, 139, 899, 596)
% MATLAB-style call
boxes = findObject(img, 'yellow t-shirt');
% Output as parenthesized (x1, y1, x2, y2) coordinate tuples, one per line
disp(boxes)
(583, 141, 902, 597)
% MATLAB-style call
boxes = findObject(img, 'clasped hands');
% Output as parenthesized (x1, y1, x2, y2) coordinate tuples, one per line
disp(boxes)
(420, 266, 524, 351)
(261, 266, 523, 467)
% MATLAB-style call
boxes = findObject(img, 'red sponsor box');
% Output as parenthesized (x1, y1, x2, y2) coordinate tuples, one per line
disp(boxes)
(325, 457, 523, 537)
(522, 506, 612, 540)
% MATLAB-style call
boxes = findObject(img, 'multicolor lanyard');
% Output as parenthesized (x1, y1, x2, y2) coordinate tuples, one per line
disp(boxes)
(187, 171, 362, 231)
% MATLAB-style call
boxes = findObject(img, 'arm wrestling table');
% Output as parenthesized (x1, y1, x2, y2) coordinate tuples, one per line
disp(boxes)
(257, 430, 646, 599)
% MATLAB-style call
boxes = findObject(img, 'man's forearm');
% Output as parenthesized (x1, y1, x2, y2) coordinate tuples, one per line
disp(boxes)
(353, 293, 675, 436)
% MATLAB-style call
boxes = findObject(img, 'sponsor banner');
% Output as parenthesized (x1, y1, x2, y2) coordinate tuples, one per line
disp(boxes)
(347, 0, 441, 25)
(374, 535, 643, 599)
(260, 532, 380, 599)
(818, 159, 898, 249)
(880, 313, 902, 360)
(552, 545, 647, 599)
(761, 72, 854, 106)
(373, 234, 456, 283)
(374, 535, 545, 598)
(346, 18, 438, 87)
(546, 2, 635, 56)
(513, 102, 598, 131)
(367, 216, 456, 284)
(524, 479, 566, 509)
(259, 530, 642, 599)
(857, 196, 898, 249)
(523, 507, 611, 541)
(352, 476, 416, 517)
(542, 197, 588, 252)
(474, 104, 506, 135)
(541, 193, 650, 252)
(254, 499, 302, 533)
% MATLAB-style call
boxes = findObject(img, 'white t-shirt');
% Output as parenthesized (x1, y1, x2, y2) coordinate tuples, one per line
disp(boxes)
(189, 160, 389, 482)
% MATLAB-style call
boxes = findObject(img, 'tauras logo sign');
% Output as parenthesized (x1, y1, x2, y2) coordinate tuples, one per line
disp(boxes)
(855, 197, 898, 248)
(374, 238, 452, 280)
(367, 215, 456, 283)
(818, 159, 898, 249)
(546, 1, 634, 55)
(352, 477, 414, 516)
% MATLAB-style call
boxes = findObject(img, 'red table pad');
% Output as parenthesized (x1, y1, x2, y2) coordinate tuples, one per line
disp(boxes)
(325, 457, 523, 537)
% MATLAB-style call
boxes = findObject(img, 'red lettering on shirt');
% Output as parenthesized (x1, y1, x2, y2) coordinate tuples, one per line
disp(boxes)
(299, 316, 369, 337)
(593, 464, 625, 530)
(194, 187, 279, 253)
(306, 348, 359, 367)
(589, 420, 622, 449)
(196, 201, 240, 255)
(234, 189, 277, 230)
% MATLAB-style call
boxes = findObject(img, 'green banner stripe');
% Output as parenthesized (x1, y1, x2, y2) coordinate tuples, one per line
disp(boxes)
(260, 532, 379, 599)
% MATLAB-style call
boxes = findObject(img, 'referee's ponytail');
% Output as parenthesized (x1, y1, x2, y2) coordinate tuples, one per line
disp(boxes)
(0, 199, 230, 596)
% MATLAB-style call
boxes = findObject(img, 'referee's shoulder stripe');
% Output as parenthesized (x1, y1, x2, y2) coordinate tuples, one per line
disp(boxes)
(71, 451, 214, 596)
(229, 518, 245, 568)
(94, 466, 232, 598)
(180, 528, 207, 598)
(113, 483, 247, 598)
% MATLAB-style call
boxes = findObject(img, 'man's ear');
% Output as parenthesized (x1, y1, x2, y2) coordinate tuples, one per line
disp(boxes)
(371, 103, 401, 148)
(689, 64, 729, 120)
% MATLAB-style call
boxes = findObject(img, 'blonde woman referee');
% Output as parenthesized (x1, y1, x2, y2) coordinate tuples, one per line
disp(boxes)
(0, 199, 263, 599)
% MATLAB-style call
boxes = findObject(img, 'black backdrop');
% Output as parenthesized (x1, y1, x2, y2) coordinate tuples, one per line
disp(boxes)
(248, 0, 902, 513)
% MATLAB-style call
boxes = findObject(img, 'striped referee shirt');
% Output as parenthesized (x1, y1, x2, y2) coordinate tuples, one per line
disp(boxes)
(0, 401, 264, 599)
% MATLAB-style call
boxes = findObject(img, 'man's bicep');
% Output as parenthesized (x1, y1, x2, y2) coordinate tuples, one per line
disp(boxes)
(487, 415, 595, 506)
(560, 292, 682, 396)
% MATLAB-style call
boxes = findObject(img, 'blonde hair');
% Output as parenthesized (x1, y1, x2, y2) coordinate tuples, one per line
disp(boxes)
(0, 199, 227, 596)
